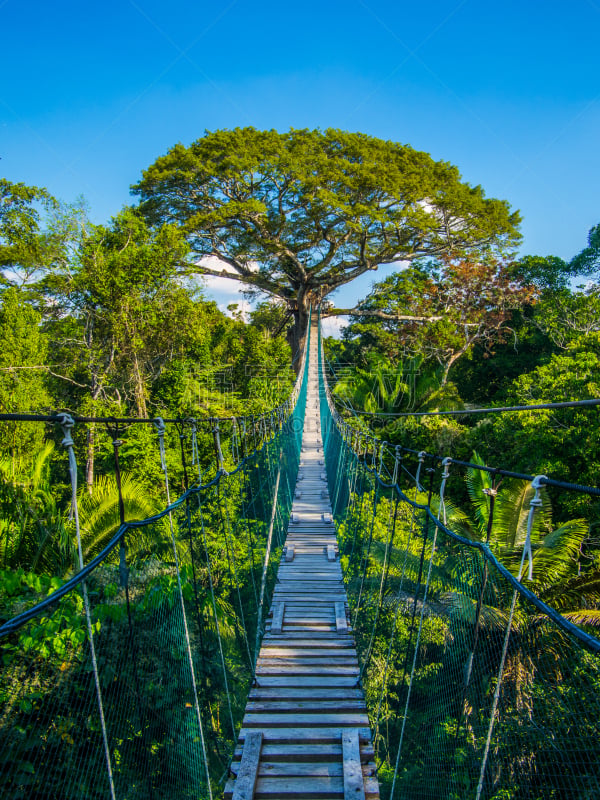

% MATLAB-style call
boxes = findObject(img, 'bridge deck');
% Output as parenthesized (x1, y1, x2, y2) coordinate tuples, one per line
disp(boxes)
(225, 328, 380, 800)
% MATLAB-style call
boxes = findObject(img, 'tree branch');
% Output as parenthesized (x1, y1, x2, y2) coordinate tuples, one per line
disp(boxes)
(321, 307, 444, 322)
(188, 261, 291, 299)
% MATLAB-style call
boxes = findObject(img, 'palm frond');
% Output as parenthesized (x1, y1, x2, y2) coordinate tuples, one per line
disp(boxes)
(77, 473, 167, 561)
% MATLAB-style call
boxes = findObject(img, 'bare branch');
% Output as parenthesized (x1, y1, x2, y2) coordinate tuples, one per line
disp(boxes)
(321, 307, 444, 323)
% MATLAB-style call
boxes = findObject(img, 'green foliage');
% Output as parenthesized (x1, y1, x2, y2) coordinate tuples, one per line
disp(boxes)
(510, 253, 571, 291)
(475, 335, 600, 519)
(0, 179, 57, 284)
(0, 287, 51, 458)
(0, 443, 74, 575)
(133, 128, 521, 350)
(338, 450, 600, 800)
(569, 221, 600, 280)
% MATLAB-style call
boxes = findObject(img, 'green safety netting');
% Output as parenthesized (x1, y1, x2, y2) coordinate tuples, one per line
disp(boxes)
(0, 329, 309, 799)
(318, 321, 600, 800)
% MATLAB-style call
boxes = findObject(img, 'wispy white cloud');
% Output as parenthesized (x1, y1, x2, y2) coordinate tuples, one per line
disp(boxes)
(321, 316, 348, 339)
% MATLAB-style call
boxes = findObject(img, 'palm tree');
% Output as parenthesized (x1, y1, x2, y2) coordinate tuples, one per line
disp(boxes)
(332, 352, 465, 416)
(76, 473, 168, 563)
(0, 443, 74, 575)
(458, 453, 599, 622)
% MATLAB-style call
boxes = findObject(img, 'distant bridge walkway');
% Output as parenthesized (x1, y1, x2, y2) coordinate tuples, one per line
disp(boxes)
(226, 325, 379, 800)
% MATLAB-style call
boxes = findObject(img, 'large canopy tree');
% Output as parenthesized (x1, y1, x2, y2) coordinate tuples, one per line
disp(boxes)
(132, 127, 521, 354)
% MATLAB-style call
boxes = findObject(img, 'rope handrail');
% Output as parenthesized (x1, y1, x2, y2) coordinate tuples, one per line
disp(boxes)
(327, 397, 600, 417)
(321, 344, 600, 497)
(0, 341, 307, 428)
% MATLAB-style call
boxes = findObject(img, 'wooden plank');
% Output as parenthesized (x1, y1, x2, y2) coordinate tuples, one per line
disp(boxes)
(247, 775, 379, 797)
(260, 640, 354, 649)
(233, 743, 375, 762)
(263, 633, 353, 642)
(335, 602, 348, 633)
(249, 686, 363, 701)
(259, 649, 351, 657)
(271, 602, 285, 635)
(242, 712, 369, 727)
(231, 761, 375, 778)
(255, 666, 359, 676)
(245, 700, 366, 713)
(257, 658, 359, 668)
(231, 761, 345, 778)
(231, 730, 262, 800)
(343, 729, 365, 800)
(238, 726, 372, 744)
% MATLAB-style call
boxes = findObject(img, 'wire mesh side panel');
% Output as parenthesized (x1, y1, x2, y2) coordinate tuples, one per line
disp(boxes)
(327, 461, 600, 800)
(379, 523, 600, 800)
(0, 414, 305, 798)
(0, 525, 208, 800)
(317, 327, 600, 800)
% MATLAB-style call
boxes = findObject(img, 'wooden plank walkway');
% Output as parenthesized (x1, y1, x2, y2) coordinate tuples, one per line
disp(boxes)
(225, 326, 380, 800)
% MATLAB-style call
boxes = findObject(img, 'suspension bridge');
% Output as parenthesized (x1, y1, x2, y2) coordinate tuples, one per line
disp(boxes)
(1, 315, 599, 799)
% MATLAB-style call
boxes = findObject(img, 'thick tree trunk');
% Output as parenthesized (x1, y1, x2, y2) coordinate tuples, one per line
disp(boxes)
(132, 352, 148, 417)
(288, 291, 316, 372)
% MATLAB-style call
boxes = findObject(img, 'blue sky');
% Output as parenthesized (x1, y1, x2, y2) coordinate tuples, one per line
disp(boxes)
(2, 0, 600, 313)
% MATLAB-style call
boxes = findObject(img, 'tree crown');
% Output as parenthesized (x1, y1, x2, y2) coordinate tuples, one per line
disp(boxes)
(132, 127, 522, 308)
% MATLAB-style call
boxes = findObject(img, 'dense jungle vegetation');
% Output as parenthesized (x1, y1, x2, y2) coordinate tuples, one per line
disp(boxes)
(1, 128, 599, 798)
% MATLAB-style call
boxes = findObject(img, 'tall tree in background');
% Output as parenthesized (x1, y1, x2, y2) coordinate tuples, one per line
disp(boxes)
(569, 222, 600, 283)
(0, 179, 56, 286)
(132, 128, 521, 355)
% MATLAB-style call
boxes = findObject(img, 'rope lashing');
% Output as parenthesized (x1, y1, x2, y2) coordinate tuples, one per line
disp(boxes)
(154, 416, 168, 474)
(211, 419, 226, 473)
(392, 445, 402, 485)
(415, 450, 426, 492)
(231, 416, 240, 464)
(57, 412, 78, 520)
(371, 436, 378, 470)
(522, 475, 547, 581)
(240, 417, 248, 459)
(377, 440, 387, 477)
(57, 413, 117, 800)
(189, 418, 202, 482)
(106, 429, 128, 587)
(439, 457, 452, 526)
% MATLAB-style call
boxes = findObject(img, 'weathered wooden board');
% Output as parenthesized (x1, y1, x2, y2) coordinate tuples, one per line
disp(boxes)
(233, 743, 375, 762)
(231, 730, 262, 800)
(238, 727, 372, 744)
(248, 687, 363, 700)
(243, 712, 369, 728)
(246, 700, 366, 713)
(335, 602, 349, 633)
(271, 602, 285, 634)
(343, 729, 365, 800)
